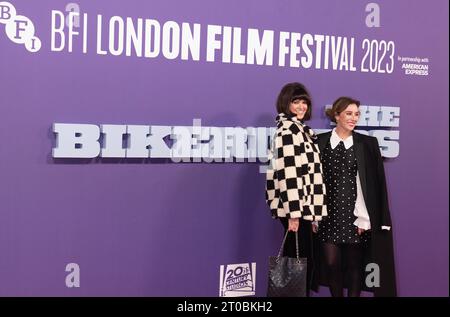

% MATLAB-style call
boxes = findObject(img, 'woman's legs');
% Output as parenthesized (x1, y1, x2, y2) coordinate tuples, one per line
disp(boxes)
(322, 242, 365, 297)
(344, 243, 364, 297)
(322, 242, 343, 297)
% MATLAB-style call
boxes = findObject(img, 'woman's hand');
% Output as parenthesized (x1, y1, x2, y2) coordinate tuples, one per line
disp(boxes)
(357, 228, 366, 235)
(288, 218, 300, 232)
(312, 223, 318, 233)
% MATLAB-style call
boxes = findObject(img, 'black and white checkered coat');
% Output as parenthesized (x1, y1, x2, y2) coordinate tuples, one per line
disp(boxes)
(265, 113, 327, 221)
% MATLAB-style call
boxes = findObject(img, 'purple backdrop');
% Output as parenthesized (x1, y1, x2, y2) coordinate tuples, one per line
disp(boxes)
(0, 0, 448, 296)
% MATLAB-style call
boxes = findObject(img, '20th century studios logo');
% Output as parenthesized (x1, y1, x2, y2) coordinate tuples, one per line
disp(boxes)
(219, 263, 256, 297)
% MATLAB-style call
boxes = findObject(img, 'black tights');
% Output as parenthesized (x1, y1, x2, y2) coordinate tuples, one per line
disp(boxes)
(322, 242, 364, 297)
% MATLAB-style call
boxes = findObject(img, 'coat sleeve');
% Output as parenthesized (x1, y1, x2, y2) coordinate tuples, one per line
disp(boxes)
(373, 137, 392, 227)
(265, 145, 279, 218)
(274, 128, 304, 219)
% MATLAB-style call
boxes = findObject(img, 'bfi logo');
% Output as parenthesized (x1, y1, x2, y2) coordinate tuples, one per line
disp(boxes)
(0, 1, 41, 52)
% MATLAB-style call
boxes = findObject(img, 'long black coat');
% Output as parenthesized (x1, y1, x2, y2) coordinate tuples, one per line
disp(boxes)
(311, 131, 397, 297)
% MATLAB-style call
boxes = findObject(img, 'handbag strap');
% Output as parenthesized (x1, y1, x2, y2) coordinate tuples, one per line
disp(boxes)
(277, 230, 300, 262)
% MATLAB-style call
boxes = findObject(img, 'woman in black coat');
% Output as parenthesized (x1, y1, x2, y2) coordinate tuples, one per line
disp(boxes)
(311, 96, 397, 297)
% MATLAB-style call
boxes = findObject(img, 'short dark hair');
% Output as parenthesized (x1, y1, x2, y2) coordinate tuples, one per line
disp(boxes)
(276, 82, 312, 121)
(325, 96, 360, 123)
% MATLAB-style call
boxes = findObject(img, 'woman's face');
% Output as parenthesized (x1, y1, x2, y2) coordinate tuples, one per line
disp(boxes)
(335, 103, 360, 132)
(289, 99, 308, 120)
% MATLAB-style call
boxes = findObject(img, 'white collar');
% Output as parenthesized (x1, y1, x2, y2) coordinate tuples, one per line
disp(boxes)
(330, 128, 353, 149)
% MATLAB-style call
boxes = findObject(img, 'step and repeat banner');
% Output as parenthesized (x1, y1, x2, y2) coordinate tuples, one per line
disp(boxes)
(0, 0, 448, 296)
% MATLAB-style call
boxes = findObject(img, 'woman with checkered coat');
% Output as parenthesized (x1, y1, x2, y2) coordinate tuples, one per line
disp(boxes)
(265, 82, 327, 295)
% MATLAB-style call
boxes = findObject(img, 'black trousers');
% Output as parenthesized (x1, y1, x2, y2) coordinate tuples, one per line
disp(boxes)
(279, 218, 314, 296)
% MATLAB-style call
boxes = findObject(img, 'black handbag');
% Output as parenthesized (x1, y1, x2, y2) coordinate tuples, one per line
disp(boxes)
(267, 230, 307, 297)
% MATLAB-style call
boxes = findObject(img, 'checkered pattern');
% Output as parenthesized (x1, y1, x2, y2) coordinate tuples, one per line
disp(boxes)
(265, 114, 327, 221)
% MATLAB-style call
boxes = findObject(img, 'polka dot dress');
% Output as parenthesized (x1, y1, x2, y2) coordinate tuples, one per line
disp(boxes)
(318, 141, 369, 244)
